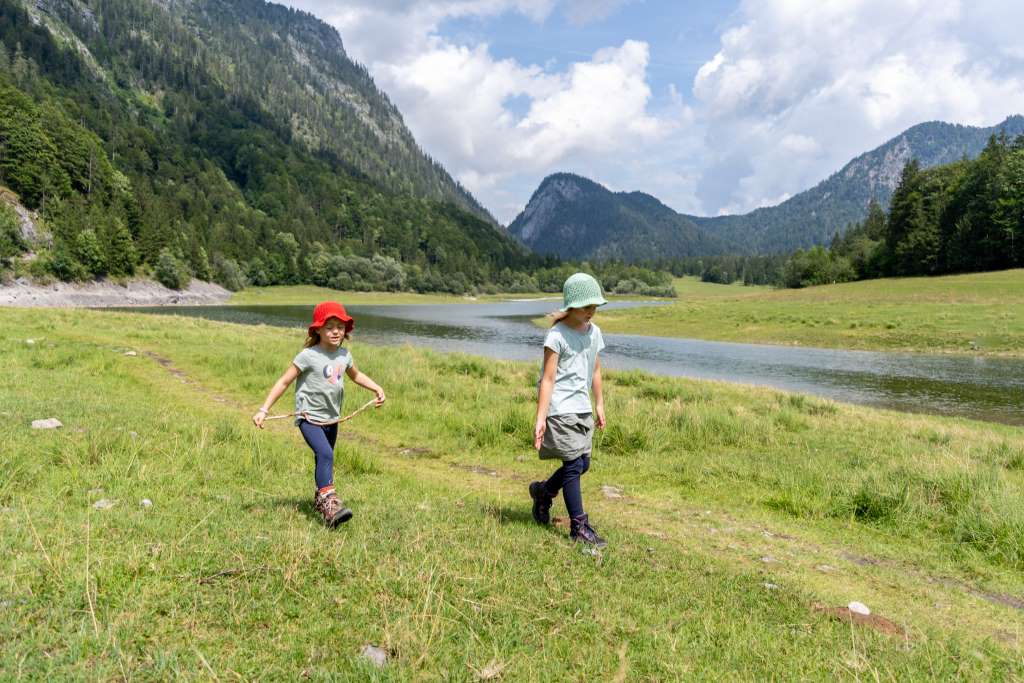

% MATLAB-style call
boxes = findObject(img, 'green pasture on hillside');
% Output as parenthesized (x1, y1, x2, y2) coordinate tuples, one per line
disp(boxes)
(1, 308, 1023, 679)
(599, 270, 1024, 355)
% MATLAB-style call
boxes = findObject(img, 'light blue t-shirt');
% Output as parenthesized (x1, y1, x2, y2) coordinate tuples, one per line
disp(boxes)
(292, 345, 354, 424)
(540, 321, 605, 416)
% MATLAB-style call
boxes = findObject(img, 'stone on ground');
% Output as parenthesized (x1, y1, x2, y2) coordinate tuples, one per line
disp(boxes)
(360, 644, 388, 668)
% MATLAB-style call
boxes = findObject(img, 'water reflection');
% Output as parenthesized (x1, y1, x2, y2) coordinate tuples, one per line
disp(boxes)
(125, 301, 1024, 426)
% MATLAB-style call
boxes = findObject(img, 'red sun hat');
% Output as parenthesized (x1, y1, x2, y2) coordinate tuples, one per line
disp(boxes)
(308, 301, 354, 336)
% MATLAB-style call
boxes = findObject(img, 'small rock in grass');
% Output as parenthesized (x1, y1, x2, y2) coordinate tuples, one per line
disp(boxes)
(848, 601, 871, 616)
(763, 582, 780, 590)
(92, 499, 116, 511)
(815, 564, 834, 572)
(25, 339, 35, 345)
(600, 485, 624, 499)
(124, 351, 137, 357)
(140, 499, 153, 509)
(360, 644, 388, 668)
(31, 418, 63, 430)
(760, 555, 778, 564)
(129, 431, 139, 440)
(473, 659, 506, 680)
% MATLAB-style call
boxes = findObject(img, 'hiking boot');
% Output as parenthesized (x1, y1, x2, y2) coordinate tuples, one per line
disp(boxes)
(529, 481, 553, 525)
(314, 489, 353, 528)
(570, 514, 607, 548)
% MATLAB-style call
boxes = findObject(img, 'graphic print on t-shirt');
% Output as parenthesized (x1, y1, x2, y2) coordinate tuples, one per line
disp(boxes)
(321, 364, 344, 385)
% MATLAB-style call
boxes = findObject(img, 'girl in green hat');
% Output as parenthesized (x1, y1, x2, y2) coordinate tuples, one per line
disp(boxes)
(528, 272, 609, 547)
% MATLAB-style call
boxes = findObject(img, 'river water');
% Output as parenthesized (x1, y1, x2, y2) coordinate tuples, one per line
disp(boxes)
(128, 300, 1024, 426)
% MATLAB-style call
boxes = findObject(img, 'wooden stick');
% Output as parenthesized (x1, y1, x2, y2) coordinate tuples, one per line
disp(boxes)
(262, 398, 379, 426)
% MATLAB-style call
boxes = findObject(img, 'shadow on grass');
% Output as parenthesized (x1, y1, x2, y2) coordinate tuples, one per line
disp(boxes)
(249, 497, 320, 524)
(483, 504, 568, 541)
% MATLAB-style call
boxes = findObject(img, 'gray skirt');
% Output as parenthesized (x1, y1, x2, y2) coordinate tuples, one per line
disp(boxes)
(539, 412, 594, 461)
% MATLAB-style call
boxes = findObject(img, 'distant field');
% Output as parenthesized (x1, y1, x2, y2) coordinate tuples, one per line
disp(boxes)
(2, 307, 1023, 678)
(599, 270, 1024, 356)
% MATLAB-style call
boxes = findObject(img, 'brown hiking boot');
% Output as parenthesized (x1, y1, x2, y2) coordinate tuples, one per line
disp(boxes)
(314, 489, 353, 528)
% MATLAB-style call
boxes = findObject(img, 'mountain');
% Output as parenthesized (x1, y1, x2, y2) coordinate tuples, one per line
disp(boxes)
(506, 173, 736, 261)
(510, 116, 1024, 259)
(24, 0, 492, 223)
(1, 0, 535, 292)
(687, 115, 1024, 252)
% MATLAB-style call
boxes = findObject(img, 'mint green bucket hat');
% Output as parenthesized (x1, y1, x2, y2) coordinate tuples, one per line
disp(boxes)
(560, 272, 608, 311)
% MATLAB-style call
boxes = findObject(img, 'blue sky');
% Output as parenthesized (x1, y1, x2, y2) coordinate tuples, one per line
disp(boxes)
(282, 1, 1024, 224)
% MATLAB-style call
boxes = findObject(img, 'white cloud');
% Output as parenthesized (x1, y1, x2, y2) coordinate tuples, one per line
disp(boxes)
(282, 0, 1024, 224)
(282, 1, 674, 223)
(692, 0, 1024, 214)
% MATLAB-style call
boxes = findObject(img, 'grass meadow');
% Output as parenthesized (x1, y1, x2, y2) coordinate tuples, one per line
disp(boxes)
(598, 270, 1024, 356)
(2, 307, 1023, 679)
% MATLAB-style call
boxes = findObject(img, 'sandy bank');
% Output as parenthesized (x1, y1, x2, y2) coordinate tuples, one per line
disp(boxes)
(0, 278, 232, 308)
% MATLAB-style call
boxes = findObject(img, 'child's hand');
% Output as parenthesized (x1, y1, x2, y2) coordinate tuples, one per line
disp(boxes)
(596, 404, 606, 429)
(373, 388, 386, 406)
(533, 418, 546, 450)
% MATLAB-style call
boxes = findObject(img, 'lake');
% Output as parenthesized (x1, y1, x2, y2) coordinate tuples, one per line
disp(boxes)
(128, 300, 1024, 426)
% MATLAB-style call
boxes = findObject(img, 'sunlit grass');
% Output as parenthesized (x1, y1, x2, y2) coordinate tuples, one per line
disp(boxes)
(2, 307, 1023, 679)
(598, 270, 1024, 355)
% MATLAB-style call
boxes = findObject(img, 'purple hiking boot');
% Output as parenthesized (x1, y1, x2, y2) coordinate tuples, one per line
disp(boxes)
(570, 514, 607, 548)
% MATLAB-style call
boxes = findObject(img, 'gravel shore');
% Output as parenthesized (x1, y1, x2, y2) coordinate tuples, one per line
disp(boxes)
(0, 278, 232, 308)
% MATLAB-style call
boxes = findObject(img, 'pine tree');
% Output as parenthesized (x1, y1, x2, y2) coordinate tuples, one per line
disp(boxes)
(103, 218, 137, 277)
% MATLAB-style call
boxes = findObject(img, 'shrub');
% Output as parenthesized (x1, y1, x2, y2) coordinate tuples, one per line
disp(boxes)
(73, 228, 107, 276)
(212, 254, 247, 291)
(154, 248, 190, 290)
(0, 203, 25, 262)
(50, 242, 89, 281)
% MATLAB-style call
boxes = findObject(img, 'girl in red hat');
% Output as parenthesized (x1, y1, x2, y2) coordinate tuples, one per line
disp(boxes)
(252, 301, 385, 527)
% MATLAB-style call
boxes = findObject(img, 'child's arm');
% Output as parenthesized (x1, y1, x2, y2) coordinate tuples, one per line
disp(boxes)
(534, 348, 558, 450)
(346, 364, 386, 406)
(252, 364, 300, 428)
(592, 355, 606, 429)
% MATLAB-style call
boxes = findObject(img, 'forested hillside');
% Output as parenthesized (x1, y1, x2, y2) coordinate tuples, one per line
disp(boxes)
(759, 133, 1024, 288)
(0, 0, 538, 293)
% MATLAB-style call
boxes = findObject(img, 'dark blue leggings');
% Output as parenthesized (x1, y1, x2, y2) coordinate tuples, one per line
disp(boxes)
(543, 454, 591, 519)
(298, 420, 338, 490)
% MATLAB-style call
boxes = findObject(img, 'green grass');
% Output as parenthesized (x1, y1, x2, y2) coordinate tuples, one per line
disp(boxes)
(2, 308, 1023, 679)
(599, 270, 1024, 356)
